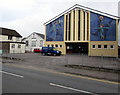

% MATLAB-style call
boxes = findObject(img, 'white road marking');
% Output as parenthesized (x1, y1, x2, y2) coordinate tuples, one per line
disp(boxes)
(41, 56, 61, 58)
(50, 83, 97, 95)
(0, 71, 24, 78)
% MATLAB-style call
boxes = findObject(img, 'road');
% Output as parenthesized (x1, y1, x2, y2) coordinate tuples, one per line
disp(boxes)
(2, 64, 119, 94)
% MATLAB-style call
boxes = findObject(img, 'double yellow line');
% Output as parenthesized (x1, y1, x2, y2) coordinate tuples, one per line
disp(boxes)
(4, 63, 120, 85)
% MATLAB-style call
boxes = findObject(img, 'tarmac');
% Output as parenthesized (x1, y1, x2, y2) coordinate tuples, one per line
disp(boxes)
(1, 53, 120, 82)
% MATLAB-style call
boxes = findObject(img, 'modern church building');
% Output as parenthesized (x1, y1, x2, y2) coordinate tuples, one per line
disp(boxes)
(44, 4, 119, 57)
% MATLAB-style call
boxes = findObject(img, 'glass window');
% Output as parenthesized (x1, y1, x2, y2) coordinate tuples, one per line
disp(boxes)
(92, 45, 96, 49)
(48, 45, 50, 47)
(26, 41, 29, 46)
(110, 45, 114, 49)
(8, 36, 12, 40)
(40, 40, 43, 47)
(18, 44, 21, 48)
(11, 44, 15, 48)
(33, 33, 35, 38)
(51, 44, 54, 47)
(55, 44, 58, 48)
(104, 45, 107, 49)
(98, 45, 101, 49)
(31, 41, 36, 47)
(60, 45, 63, 48)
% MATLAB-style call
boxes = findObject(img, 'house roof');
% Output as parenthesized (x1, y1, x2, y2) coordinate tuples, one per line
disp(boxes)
(22, 32, 44, 41)
(0, 27, 22, 37)
(35, 33, 44, 39)
(44, 4, 120, 25)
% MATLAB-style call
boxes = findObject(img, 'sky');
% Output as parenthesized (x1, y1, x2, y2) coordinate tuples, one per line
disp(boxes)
(0, 0, 119, 38)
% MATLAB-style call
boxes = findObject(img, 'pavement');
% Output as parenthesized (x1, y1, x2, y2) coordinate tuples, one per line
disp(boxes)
(2, 64, 119, 94)
(1, 53, 120, 82)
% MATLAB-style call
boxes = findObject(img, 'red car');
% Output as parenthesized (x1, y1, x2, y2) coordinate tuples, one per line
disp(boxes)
(34, 48, 42, 53)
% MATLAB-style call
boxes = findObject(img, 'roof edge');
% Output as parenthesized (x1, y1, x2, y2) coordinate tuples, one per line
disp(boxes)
(44, 4, 120, 25)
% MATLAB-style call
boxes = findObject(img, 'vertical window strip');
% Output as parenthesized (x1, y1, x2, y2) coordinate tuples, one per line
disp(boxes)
(83, 11, 85, 41)
(78, 10, 80, 40)
(87, 12, 89, 41)
(68, 13, 71, 41)
(73, 10, 75, 41)
(66, 15, 68, 41)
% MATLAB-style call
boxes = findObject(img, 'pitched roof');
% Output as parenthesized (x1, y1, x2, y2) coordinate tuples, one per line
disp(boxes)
(35, 33, 44, 39)
(0, 27, 22, 37)
(21, 37, 26, 41)
(22, 32, 44, 41)
(44, 4, 120, 25)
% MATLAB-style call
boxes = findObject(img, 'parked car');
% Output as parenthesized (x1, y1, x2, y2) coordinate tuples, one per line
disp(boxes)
(41, 47, 61, 56)
(34, 47, 42, 53)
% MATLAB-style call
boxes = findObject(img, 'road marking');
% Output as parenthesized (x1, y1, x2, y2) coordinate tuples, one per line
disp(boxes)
(41, 56, 61, 58)
(4, 64, 120, 85)
(50, 83, 97, 95)
(0, 71, 24, 78)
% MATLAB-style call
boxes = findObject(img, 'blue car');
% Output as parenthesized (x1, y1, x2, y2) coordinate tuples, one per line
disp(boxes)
(41, 47, 61, 56)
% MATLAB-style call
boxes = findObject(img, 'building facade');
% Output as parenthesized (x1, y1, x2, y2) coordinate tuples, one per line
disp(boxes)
(0, 27, 25, 54)
(44, 4, 119, 57)
(22, 32, 44, 52)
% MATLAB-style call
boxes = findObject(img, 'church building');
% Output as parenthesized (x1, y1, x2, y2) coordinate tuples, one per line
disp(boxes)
(44, 4, 119, 57)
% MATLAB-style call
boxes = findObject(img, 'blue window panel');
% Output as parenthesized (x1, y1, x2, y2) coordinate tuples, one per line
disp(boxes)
(90, 12, 116, 41)
(46, 16, 64, 41)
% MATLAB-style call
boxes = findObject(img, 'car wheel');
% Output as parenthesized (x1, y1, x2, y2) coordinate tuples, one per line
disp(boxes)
(42, 53, 45, 56)
(53, 54, 56, 56)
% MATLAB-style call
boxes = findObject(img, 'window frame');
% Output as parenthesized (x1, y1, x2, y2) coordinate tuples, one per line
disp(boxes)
(98, 45, 102, 49)
(11, 44, 15, 48)
(104, 45, 108, 49)
(8, 36, 12, 40)
(92, 45, 96, 49)
(110, 45, 114, 49)
(18, 44, 21, 48)
(60, 45, 63, 48)
(55, 44, 58, 48)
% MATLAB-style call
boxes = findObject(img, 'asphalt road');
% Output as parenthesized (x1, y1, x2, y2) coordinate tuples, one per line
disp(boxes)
(2, 64, 119, 94)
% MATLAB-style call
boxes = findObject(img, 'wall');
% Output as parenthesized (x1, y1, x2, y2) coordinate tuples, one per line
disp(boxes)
(0, 35, 21, 42)
(23, 33, 44, 52)
(90, 12, 116, 41)
(64, 9, 90, 42)
(0, 43, 10, 53)
(10, 43, 25, 53)
(46, 16, 64, 41)
(89, 41, 118, 57)
(89, 12, 118, 57)
(44, 41, 66, 54)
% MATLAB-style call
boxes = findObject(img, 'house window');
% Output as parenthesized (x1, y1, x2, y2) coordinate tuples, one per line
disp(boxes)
(18, 44, 21, 48)
(40, 40, 43, 47)
(8, 36, 12, 40)
(11, 44, 15, 48)
(104, 45, 107, 49)
(26, 41, 29, 46)
(60, 45, 63, 48)
(55, 44, 58, 48)
(98, 45, 101, 49)
(31, 41, 36, 47)
(110, 45, 114, 49)
(92, 45, 96, 49)
(16, 37, 20, 41)
(32, 33, 36, 39)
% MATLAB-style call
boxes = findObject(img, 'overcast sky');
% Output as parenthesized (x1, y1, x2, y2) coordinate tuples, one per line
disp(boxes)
(0, 0, 119, 37)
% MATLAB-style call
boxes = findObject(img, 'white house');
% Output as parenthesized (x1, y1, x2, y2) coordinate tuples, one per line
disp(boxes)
(22, 32, 44, 52)
(0, 27, 25, 54)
